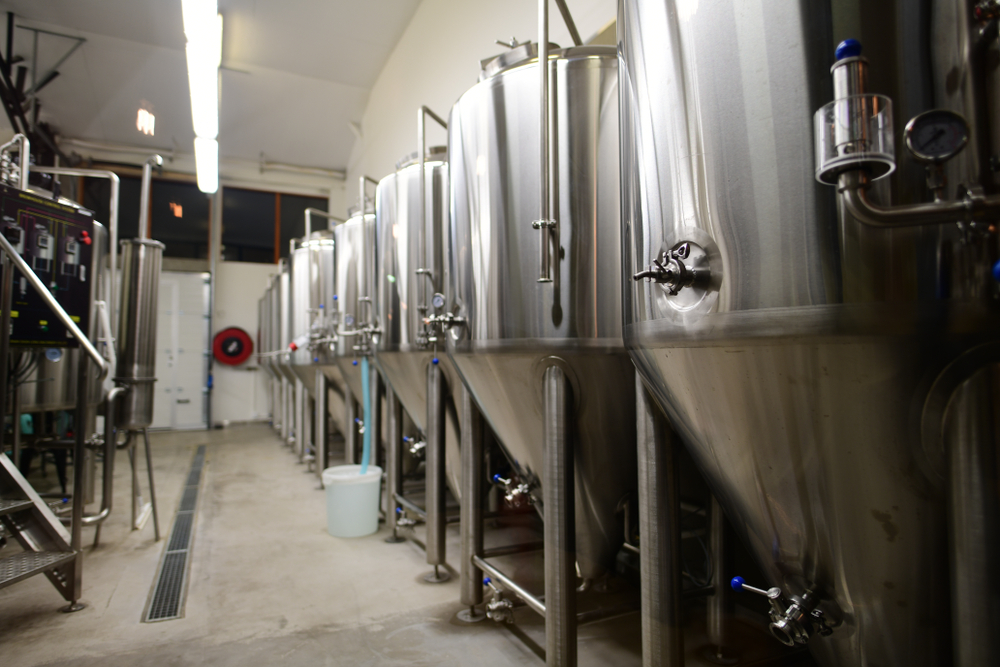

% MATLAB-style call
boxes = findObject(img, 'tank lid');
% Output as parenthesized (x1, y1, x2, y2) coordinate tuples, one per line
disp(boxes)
(479, 43, 616, 81)
(396, 145, 447, 170)
(120, 238, 165, 249)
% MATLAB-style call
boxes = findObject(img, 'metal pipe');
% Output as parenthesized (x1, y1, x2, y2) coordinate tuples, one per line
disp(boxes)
(141, 427, 160, 541)
(544, 365, 575, 666)
(344, 381, 357, 465)
(838, 170, 1000, 227)
(280, 376, 290, 443)
(474, 555, 546, 617)
(0, 232, 107, 374)
(707, 494, 733, 662)
(537, 0, 553, 283)
(385, 386, 405, 542)
(417, 106, 447, 317)
(84, 387, 126, 543)
(946, 369, 999, 666)
(0, 254, 13, 441)
(425, 360, 449, 582)
(636, 371, 684, 666)
(260, 154, 345, 180)
(482, 541, 545, 559)
(460, 384, 485, 613)
(68, 348, 88, 606)
(315, 368, 327, 476)
(303, 208, 346, 237)
(553, 0, 583, 46)
(137, 155, 163, 240)
(358, 175, 378, 214)
(32, 167, 121, 333)
(395, 493, 427, 518)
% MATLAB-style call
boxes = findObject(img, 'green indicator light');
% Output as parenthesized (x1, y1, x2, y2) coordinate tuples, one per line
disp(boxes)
(387, 275, 396, 283)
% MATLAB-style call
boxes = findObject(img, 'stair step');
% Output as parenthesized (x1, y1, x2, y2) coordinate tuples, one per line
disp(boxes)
(0, 499, 34, 517)
(0, 550, 76, 589)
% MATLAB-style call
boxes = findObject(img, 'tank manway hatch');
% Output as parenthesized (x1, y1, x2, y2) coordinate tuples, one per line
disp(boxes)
(0, 184, 95, 347)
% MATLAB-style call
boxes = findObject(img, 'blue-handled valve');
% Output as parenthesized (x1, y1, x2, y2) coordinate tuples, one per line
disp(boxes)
(731, 576, 781, 598)
(992, 259, 1000, 283)
(482, 577, 514, 623)
(731, 577, 835, 647)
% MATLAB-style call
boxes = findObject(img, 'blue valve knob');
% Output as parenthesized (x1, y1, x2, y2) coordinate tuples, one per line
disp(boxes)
(352, 360, 358, 366)
(396, 507, 402, 514)
(731, 576, 746, 591)
(992, 259, 1000, 283)
(432, 357, 439, 365)
(313, 357, 319, 363)
(483, 577, 492, 585)
(355, 418, 361, 424)
(835, 39, 862, 61)
(333, 295, 338, 301)
(319, 303, 324, 308)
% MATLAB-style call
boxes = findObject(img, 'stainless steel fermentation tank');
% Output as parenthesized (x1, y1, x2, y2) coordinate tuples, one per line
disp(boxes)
(447, 43, 634, 583)
(620, 1, 1000, 666)
(374, 146, 461, 497)
(115, 238, 164, 430)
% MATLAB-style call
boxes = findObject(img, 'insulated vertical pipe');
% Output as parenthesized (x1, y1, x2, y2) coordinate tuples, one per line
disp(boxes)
(947, 369, 999, 667)
(636, 372, 683, 666)
(544, 365, 575, 666)
(460, 384, 485, 611)
(344, 381, 356, 465)
(537, 0, 552, 283)
(385, 386, 404, 541)
(425, 360, 449, 582)
(707, 494, 732, 662)
(315, 368, 327, 475)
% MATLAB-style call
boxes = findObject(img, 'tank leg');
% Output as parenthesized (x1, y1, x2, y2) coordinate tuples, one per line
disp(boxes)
(369, 365, 383, 469)
(142, 428, 160, 542)
(385, 386, 405, 543)
(315, 369, 327, 477)
(344, 382, 356, 465)
(294, 378, 304, 460)
(706, 494, 737, 664)
(458, 384, 486, 622)
(947, 368, 1000, 667)
(424, 360, 450, 583)
(637, 371, 683, 667)
(544, 365, 575, 667)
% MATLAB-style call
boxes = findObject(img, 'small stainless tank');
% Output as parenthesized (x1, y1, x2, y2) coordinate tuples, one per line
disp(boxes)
(115, 238, 163, 430)
(447, 44, 634, 579)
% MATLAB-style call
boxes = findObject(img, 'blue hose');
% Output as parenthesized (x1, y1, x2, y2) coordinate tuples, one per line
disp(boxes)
(360, 356, 371, 475)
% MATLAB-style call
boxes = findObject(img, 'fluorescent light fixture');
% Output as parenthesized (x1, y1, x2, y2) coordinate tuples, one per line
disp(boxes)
(136, 108, 155, 135)
(182, 0, 221, 193)
(194, 137, 218, 194)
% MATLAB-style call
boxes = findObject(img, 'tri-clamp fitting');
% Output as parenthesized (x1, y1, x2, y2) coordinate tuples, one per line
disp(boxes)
(633, 242, 710, 295)
(492, 474, 533, 507)
(731, 576, 835, 646)
(483, 577, 515, 624)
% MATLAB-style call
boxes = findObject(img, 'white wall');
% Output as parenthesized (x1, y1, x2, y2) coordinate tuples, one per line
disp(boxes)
(342, 0, 616, 209)
(212, 260, 276, 425)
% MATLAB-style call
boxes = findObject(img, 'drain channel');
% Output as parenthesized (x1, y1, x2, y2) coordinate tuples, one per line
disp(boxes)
(143, 444, 206, 622)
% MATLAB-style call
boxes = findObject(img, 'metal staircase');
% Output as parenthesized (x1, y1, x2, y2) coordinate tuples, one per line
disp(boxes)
(0, 453, 82, 610)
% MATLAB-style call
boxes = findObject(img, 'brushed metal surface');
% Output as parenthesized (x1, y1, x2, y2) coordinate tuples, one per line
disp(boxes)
(447, 45, 635, 579)
(289, 231, 337, 395)
(619, 1, 999, 664)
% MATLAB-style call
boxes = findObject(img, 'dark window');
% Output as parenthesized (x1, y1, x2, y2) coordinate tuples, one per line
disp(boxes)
(150, 180, 211, 259)
(222, 188, 275, 263)
(279, 194, 328, 260)
(82, 175, 141, 241)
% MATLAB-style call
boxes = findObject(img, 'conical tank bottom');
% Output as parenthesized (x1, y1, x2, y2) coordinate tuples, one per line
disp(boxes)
(448, 343, 637, 579)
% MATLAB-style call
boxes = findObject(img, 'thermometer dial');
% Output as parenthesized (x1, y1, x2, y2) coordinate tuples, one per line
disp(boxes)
(904, 110, 969, 164)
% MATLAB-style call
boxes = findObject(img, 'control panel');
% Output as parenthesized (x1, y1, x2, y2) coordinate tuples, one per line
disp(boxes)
(0, 184, 95, 347)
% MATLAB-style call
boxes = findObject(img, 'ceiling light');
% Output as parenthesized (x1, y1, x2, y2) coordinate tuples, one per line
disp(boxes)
(137, 108, 155, 136)
(194, 137, 218, 194)
(182, 0, 221, 193)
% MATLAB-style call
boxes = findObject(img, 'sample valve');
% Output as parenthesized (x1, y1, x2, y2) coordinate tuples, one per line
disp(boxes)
(483, 577, 515, 624)
(633, 241, 711, 294)
(492, 473, 533, 507)
(731, 576, 835, 646)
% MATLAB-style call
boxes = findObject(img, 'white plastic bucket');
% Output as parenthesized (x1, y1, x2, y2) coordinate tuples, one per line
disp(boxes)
(322, 465, 382, 538)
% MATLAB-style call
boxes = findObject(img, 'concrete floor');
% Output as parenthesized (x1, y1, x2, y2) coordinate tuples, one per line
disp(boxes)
(1, 424, 813, 666)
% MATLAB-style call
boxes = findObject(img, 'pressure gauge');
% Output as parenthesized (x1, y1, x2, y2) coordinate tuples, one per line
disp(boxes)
(431, 293, 446, 310)
(904, 110, 969, 164)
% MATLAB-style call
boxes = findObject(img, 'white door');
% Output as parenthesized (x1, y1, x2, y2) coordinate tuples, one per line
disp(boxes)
(151, 271, 210, 430)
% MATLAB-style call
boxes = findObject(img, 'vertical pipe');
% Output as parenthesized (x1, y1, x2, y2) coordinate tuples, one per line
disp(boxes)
(11, 376, 19, 467)
(279, 376, 289, 442)
(947, 369, 999, 666)
(459, 384, 486, 620)
(418, 108, 427, 315)
(141, 427, 160, 541)
(369, 365, 382, 470)
(70, 351, 88, 572)
(315, 367, 326, 475)
(707, 494, 734, 663)
(385, 386, 405, 543)
(16, 135, 28, 191)
(425, 360, 450, 582)
(544, 365, 575, 666)
(537, 0, 552, 283)
(344, 381, 357, 465)
(636, 372, 684, 666)
(0, 253, 14, 441)
(294, 378, 304, 458)
(138, 156, 162, 241)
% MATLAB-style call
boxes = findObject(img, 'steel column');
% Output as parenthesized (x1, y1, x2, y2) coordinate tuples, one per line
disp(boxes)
(141, 427, 160, 541)
(637, 371, 683, 666)
(544, 365, 575, 666)
(707, 494, 735, 664)
(425, 360, 449, 583)
(294, 378, 304, 458)
(315, 368, 327, 475)
(344, 381, 357, 464)
(385, 386, 405, 542)
(458, 384, 486, 621)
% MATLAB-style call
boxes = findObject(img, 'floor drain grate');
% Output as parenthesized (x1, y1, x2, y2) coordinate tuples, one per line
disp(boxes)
(143, 444, 206, 622)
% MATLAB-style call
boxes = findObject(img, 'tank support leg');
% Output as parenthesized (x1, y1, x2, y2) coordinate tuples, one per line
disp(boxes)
(637, 371, 683, 666)
(315, 369, 327, 475)
(706, 494, 736, 664)
(947, 368, 1000, 666)
(294, 378, 305, 460)
(544, 365, 575, 667)
(385, 386, 405, 543)
(142, 428, 160, 542)
(458, 384, 486, 621)
(344, 382, 356, 465)
(424, 361, 450, 582)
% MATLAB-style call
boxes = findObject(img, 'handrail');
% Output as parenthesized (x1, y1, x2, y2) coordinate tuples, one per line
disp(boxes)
(31, 166, 121, 333)
(0, 232, 109, 377)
